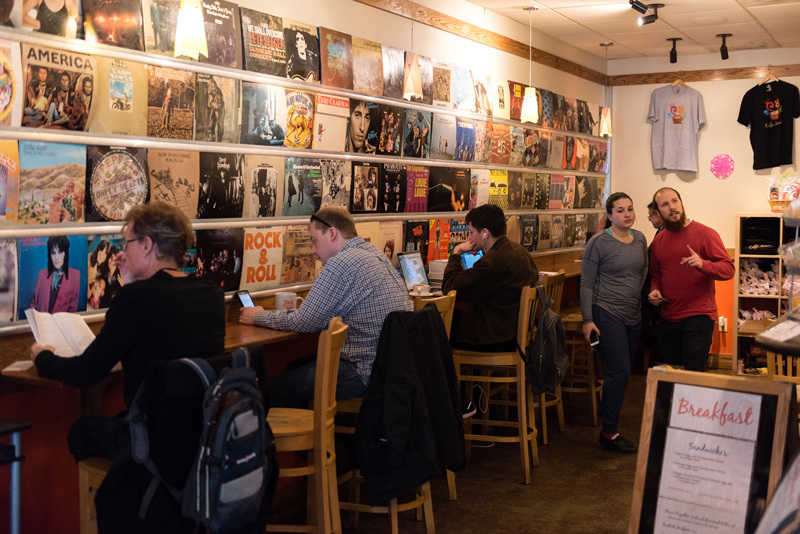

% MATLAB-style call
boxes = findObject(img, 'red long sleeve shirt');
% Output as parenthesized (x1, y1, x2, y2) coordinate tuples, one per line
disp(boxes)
(649, 220, 734, 322)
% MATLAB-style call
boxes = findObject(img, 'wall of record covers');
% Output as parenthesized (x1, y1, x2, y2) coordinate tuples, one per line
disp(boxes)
(0, 0, 610, 325)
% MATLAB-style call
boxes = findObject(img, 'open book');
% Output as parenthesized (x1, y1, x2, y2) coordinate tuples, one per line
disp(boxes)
(25, 308, 96, 357)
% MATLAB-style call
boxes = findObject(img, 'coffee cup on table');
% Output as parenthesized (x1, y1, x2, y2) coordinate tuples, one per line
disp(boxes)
(412, 284, 431, 296)
(275, 292, 304, 310)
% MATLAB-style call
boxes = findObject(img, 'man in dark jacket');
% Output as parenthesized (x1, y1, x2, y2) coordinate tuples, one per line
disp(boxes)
(443, 204, 539, 351)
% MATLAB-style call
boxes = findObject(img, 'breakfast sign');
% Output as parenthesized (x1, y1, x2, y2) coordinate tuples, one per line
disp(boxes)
(629, 369, 794, 534)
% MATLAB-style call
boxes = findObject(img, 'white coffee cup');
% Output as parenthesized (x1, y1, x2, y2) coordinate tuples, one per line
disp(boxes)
(412, 284, 431, 296)
(275, 292, 304, 310)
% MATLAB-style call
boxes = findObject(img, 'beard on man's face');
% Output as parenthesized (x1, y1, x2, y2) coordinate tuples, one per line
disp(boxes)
(663, 209, 686, 232)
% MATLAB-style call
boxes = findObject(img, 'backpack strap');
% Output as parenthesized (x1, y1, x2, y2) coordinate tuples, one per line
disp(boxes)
(230, 347, 251, 369)
(179, 357, 216, 388)
(536, 285, 552, 313)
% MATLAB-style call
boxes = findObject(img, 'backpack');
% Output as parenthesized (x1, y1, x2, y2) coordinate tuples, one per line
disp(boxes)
(524, 285, 568, 396)
(128, 348, 276, 534)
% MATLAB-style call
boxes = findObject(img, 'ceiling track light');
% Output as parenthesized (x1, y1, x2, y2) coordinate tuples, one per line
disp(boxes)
(638, 3, 664, 26)
(717, 33, 732, 60)
(630, 0, 648, 15)
(667, 37, 681, 64)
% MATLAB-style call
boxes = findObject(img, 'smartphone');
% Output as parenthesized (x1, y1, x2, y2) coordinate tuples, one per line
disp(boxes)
(236, 289, 255, 307)
(589, 330, 600, 347)
(461, 250, 484, 269)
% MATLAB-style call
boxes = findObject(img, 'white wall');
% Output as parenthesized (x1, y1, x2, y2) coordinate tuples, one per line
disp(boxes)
(610, 50, 800, 247)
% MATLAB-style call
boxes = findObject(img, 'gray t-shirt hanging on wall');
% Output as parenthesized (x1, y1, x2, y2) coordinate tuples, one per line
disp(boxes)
(647, 85, 706, 172)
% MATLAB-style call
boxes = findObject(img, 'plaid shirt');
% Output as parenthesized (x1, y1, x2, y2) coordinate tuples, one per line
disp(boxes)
(254, 237, 412, 384)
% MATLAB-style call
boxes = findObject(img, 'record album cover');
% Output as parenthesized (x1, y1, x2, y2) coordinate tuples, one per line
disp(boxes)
(471, 168, 490, 208)
(491, 123, 510, 165)
(195, 228, 243, 291)
(454, 117, 475, 162)
(381, 45, 404, 99)
(452, 168, 470, 212)
(427, 218, 449, 263)
(403, 220, 429, 263)
(508, 80, 525, 122)
(352, 37, 382, 97)
(197, 152, 244, 219)
(319, 27, 352, 90)
(83, 0, 145, 50)
(281, 225, 317, 284)
(377, 104, 404, 157)
(537, 214, 551, 251)
(489, 169, 508, 209)
(241, 227, 283, 290)
(283, 157, 321, 216)
(507, 171, 522, 210)
(283, 19, 320, 83)
(452, 66, 474, 114)
(379, 162, 406, 213)
(351, 161, 378, 213)
(402, 109, 431, 159)
(284, 89, 315, 149)
(378, 221, 403, 269)
(510, 127, 525, 167)
(147, 149, 199, 219)
(0, 39, 22, 127)
(344, 98, 379, 154)
(520, 172, 536, 210)
(0, 238, 17, 321)
(86, 146, 148, 222)
(520, 215, 538, 252)
(430, 113, 456, 161)
(240, 81, 287, 146)
(405, 164, 429, 213)
(142, 0, 179, 56)
(427, 166, 454, 212)
(86, 233, 125, 309)
(312, 94, 349, 152)
(18, 141, 85, 224)
(146, 65, 194, 140)
(320, 159, 349, 210)
(431, 58, 453, 110)
(194, 0, 242, 69)
(534, 173, 550, 210)
(23, 0, 79, 37)
(1, 0, 21, 28)
(240, 8, 285, 77)
(89, 56, 146, 136)
(195, 74, 239, 144)
(0, 140, 20, 224)
(243, 155, 283, 218)
(490, 76, 510, 120)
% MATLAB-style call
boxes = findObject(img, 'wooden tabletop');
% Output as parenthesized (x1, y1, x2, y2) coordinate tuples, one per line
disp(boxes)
(224, 322, 299, 352)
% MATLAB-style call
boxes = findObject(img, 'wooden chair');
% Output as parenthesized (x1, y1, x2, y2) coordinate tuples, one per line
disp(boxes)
(766, 352, 800, 428)
(452, 286, 539, 485)
(267, 317, 348, 534)
(561, 307, 602, 427)
(530, 271, 566, 445)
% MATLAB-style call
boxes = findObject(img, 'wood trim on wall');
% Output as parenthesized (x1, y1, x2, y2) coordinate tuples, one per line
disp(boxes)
(354, 0, 608, 86)
(608, 64, 800, 86)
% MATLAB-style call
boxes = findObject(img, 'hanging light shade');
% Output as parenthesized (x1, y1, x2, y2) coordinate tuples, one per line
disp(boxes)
(599, 107, 612, 137)
(403, 52, 423, 102)
(520, 87, 539, 124)
(174, 0, 207, 60)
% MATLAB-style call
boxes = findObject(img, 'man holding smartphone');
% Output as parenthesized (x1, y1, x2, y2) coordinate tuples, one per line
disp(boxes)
(443, 204, 539, 351)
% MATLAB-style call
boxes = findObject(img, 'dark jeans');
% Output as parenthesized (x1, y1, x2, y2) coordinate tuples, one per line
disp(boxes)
(68, 416, 129, 462)
(657, 315, 715, 372)
(269, 353, 366, 409)
(593, 305, 641, 436)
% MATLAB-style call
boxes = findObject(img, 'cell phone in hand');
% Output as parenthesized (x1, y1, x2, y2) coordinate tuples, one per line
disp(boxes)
(236, 289, 255, 307)
(589, 330, 600, 347)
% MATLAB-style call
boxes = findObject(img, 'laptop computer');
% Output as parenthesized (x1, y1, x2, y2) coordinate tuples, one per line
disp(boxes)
(397, 251, 429, 291)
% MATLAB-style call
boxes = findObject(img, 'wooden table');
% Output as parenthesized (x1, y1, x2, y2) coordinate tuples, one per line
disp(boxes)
(224, 322, 299, 352)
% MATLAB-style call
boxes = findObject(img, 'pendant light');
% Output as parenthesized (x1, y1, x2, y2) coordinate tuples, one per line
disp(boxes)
(174, 0, 207, 60)
(520, 5, 539, 124)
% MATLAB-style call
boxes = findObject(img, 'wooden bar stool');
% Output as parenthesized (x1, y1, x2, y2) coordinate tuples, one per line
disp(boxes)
(0, 419, 32, 534)
(561, 307, 602, 427)
(267, 317, 348, 534)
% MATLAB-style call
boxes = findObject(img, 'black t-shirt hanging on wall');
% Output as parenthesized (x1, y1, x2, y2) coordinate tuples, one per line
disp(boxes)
(737, 80, 800, 170)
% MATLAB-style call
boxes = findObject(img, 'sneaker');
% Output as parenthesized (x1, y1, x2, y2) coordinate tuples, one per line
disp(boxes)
(599, 434, 637, 454)
(462, 400, 477, 419)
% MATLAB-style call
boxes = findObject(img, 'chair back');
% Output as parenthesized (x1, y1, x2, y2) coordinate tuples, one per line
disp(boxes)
(314, 317, 349, 433)
(516, 286, 539, 354)
(413, 290, 457, 337)
(540, 270, 566, 315)
(767, 352, 800, 385)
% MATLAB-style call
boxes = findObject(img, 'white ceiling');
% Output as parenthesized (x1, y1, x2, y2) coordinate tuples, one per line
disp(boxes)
(467, 0, 800, 60)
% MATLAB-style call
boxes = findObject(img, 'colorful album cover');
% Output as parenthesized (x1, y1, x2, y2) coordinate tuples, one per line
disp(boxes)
(0, 140, 20, 224)
(489, 169, 508, 209)
(320, 159, 349, 210)
(563, 175, 576, 209)
(405, 164, 429, 213)
(18, 141, 85, 224)
(537, 214, 551, 251)
(403, 220, 429, 263)
(402, 109, 431, 159)
(551, 215, 564, 249)
(510, 127, 525, 167)
(197, 152, 244, 219)
(449, 218, 468, 254)
(284, 89, 315, 149)
(430, 113, 456, 161)
(0, 238, 17, 321)
(83, 0, 144, 50)
(22, 0, 79, 37)
(86, 234, 125, 310)
(508, 81, 525, 122)
(313, 94, 348, 152)
(195, 228, 243, 291)
(563, 136, 576, 170)
(452, 66, 474, 114)
(283, 19, 320, 83)
(283, 157, 321, 216)
(507, 171, 522, 210)
(454, 118, 475, 162)
(86, 146, 148, 222)
(427, 166, 454, 212)
(195, 74, 239, 144)
(471, 168, 490, 208)
(351, 161, 378, 213)
(491, 123, 510, 165)
(378, 221, 403, 269)
(532, 131, 551, 168)
(573, 138, 589, 172)
(534, 173, 550, 210)
(552, 93, 566, 130)
(146, 65, 194, 140)
(588, 140, 608, 173)
(142, 0, 179, 56)
(377, 104, 404, 157)
(472, 71, 492, 117)
(548, 174, 565, 210)
(379, 162, 406, 213)
(147, 149, 199, 219)
(381, 45, 404, 99)
(1, 0, 21, 28)
(319, 27, 352, 90)
(474, 121, 493, 164)
(0, 39, 22, 127)
(351, 37, 382, 97)
(89, 56, 146, 136)
(452, 168, 469, 212)
(344, 98, 379, 154)
(538, 88, 554, 129)
(431, 58, 453, 110)
(281, 225, 317, 284)
(18, 234, 87, 320)
(240, 227, 283, 290)
(490, 76, 510, 120)
(240, 81, 287, 146)
(22, 44, 97, 130)
(239, 8, 285, 76)
(427, 218, 449, 264)
(243, 155, 283, 218)
(520, 215, 538, 252)
(565, 97, 579, 132)
(190, 0, 242, 68)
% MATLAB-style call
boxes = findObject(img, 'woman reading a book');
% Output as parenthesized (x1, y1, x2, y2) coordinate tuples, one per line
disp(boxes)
(31, 235, 81, 314)
(30, 202, 225, 462)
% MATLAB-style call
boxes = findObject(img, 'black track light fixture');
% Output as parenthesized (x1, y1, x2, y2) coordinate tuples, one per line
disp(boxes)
(638, 3, 663, 26)
(668, 37, 681, 64)
(630, 0, 648, 15)
(717, 33, 732, 60)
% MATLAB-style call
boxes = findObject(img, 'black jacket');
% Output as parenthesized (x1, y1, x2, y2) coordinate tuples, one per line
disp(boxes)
(356, 306, 465, 504)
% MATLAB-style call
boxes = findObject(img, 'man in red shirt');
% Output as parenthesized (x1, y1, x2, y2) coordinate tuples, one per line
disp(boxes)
(647, 188, 734, 372)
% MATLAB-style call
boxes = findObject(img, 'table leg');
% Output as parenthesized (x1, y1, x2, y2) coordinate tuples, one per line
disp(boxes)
(10, 431, 21, 534)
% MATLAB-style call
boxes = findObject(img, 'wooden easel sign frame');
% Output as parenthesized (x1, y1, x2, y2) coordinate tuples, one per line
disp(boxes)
(629, 369, 794, 534)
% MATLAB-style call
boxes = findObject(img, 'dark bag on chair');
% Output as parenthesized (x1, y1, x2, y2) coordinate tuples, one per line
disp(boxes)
(524, 285, 568, 396)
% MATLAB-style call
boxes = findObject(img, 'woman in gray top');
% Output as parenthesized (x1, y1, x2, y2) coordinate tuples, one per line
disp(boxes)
(581, 192, 648, 454)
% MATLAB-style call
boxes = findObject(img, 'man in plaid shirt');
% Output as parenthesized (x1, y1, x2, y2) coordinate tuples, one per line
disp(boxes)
(240, 206, 412, 407)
